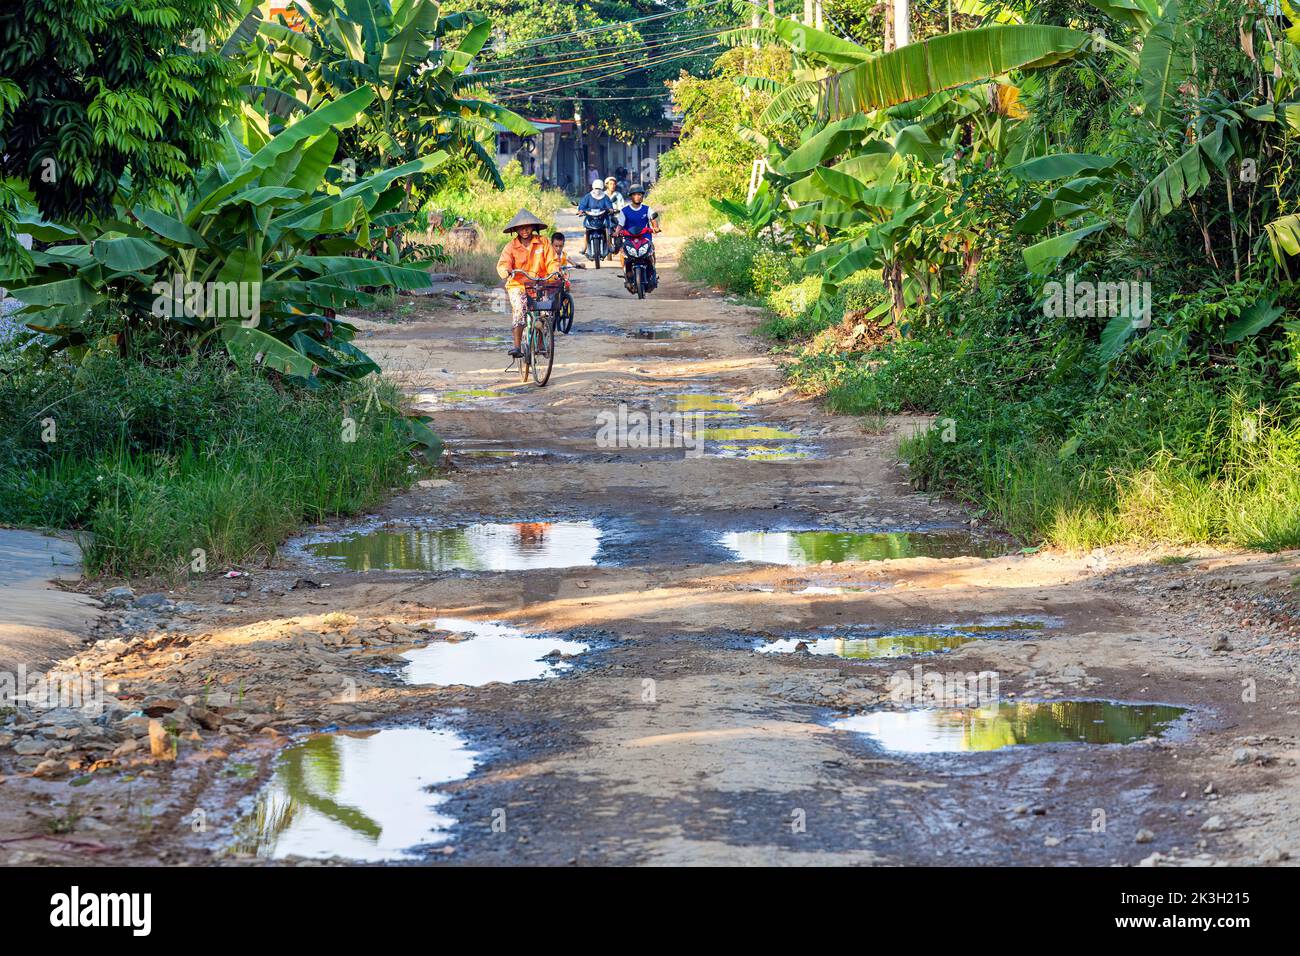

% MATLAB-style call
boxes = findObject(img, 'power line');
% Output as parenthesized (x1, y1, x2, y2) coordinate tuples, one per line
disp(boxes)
(472, 26, 730, 80)
(492, 43, 721, 98)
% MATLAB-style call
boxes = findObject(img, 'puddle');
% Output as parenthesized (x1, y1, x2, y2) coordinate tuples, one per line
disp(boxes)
(304, 521, 601, 571)
(714, 442, 811, 461)
(758, 633, 978, 659)
(232, 727, 478, 861)
(399, 618, 589, 686)
(669, 394, 742, 415)
(439, 389, 505, 403)
(720, 530, 1007, 564)
(701, 424, 800, 442)
(465, 334, 510, 351)
(631, 322, 702, 339)
(834, 701, 1187, 753)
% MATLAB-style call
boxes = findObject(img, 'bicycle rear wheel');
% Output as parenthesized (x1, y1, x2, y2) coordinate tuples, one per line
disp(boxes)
(532, 309, 556, 386)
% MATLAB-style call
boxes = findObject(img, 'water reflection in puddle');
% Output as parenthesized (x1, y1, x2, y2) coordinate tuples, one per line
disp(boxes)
(669, 394, 742, 415)
(305, 521, 600, 571)
(400, 618, 588, 686)
(720, 530, 1006, 564)
(759, 633, 977, 659)
(834, 701, 1187, 753)
(233, 727, 478, 861)
(632, 323, 701, 339)
(714, 442, 810, 461)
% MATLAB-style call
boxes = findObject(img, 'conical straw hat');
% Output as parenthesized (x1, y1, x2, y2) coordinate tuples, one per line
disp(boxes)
(502, 208, 547, 233)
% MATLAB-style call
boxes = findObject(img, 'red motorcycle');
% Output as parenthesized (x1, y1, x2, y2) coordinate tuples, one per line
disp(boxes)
(620, 226, 658, 299)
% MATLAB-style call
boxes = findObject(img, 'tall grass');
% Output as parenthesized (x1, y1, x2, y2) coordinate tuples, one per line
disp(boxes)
(0, 351, 413, 577)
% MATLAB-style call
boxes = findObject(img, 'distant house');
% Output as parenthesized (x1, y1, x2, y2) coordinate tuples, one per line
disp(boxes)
(494, 106, 680, 194)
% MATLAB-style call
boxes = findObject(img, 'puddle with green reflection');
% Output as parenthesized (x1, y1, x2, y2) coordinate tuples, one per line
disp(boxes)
(720, 530, 1007, 564)
(715, 443, 810, 461)
(834, 701, 1187, 753)
(231, 727, 478, 861)
(701, 425, 800, 442)
(439, 389, 505, 402)
(669, 394, 742, 414)
(304, 521, 600, 571)
(759, 633, 977, 659)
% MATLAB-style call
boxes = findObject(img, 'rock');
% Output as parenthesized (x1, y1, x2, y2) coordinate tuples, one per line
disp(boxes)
(148, 720, 173, 759)
(141, 697, 182, 718)
(112, 739, 140, 757)
(1231, 747, 1276, 767)
(1211, 635, 1231, 652)
(1135, 828, 1155, 844)
(102, 586, 136, 606)
(133, 592, 174, 610)
(12, 737, 49, 756)
(1043, 836, 1061, 847)
(32, 759, 66, 777)
(1201, 815, 1226, 832)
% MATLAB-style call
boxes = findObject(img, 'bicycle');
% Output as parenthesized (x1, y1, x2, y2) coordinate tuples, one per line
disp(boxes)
(556, 265, 575, 334)
(508, 269, 562, 386)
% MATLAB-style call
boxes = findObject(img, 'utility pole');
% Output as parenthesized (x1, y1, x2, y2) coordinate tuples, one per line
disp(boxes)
(804, 0, 813, 25)
(894, 0, 910, 48)
(814, 0, 823, 30)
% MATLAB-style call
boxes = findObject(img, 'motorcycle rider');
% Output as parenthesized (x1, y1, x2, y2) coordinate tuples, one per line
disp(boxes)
(577, 178, 614, 259)
(617, 184, 661, 286)
(603, 176, 625, 208)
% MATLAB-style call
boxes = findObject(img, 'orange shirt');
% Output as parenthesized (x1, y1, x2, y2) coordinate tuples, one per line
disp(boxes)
(497, 233, 560, 290)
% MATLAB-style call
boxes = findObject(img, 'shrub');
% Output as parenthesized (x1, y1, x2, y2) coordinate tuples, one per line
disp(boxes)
(0, 349, 413, 577)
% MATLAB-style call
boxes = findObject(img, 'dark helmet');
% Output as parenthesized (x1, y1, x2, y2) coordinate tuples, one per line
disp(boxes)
(628, 184, 646, 198)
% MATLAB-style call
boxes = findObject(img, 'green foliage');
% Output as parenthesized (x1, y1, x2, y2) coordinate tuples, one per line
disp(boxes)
(679, 232, 764, 296)
(238, 0, 533, 198)
(5, 91, 446, 384)
(0, 0, 238, 222)
(422, 160, 567, 237)
(0, 349, 413, 576)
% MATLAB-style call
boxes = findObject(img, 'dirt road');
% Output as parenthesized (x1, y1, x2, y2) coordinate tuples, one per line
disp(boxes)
(2, 211, 1298, 866)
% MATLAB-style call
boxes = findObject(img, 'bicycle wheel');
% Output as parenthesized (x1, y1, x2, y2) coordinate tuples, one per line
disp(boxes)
(557, 292, 574, 334)
(532, 308, 556, 386)
(519, 317, 532, 383)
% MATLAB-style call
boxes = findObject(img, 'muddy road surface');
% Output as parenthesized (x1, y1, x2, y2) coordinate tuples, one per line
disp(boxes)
(2, 212, 1298, 867)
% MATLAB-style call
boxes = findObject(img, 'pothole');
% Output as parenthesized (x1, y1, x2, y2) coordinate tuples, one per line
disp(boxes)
(720, 530, 1008, 564)
(230, 727, 479, 861)
(631, 322, 703, 339)
(758, 632, 979, 659)
(833, 700, 1188, 753)
(398, 618, 589, 686)
(300, 521, 601, 571)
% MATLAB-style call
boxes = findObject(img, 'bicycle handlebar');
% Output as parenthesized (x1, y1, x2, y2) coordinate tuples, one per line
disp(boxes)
(508, 269, 563, 282)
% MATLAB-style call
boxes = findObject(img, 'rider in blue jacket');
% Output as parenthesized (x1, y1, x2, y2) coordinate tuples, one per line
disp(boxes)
(577, 179, 614, 257)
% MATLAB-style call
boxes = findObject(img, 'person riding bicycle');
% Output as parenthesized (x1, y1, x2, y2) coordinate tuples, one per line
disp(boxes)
(551, 231, 572, 289)
(496, 208, 559, 358)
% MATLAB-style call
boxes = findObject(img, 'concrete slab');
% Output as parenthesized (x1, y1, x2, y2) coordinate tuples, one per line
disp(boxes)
(0, 529, 100, 674)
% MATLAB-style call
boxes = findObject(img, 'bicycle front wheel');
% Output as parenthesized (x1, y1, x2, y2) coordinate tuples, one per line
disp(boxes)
(532, 310, 556, 386)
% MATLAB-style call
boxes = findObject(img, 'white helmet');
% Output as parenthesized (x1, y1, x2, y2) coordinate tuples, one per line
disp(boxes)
(591, 178, 604, 191)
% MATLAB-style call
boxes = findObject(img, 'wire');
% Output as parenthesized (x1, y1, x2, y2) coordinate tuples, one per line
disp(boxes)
(472, 26, 731, 80)
(479, 1, 730, 53)
(492, 43, 721, 96)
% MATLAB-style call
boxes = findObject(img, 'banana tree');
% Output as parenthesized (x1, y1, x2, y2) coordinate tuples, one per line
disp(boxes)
(4, 87, 444, 384)
(241, 0, 535, 200)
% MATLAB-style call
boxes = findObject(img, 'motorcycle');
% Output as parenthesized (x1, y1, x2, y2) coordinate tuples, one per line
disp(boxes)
(620, 226, 658, 299)
(582, 210, 611, 268)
